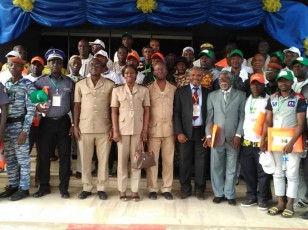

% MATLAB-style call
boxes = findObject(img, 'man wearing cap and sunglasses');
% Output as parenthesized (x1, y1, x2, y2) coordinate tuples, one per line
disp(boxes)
(283, 46, 301, 71)
(261, 70, 307, 218)
(240, 73, 271, 210)
(264, 62, 282, 95)
(0, 56, 36, 201)
(34, 48, 74, 199)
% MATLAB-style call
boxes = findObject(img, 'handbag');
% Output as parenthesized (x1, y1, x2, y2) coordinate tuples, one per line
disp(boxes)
(131, 141, 156, 169)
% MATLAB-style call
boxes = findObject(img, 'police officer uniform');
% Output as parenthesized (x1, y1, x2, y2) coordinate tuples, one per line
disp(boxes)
(34, 49, 74, 198)
(111, 83, 150, 194)
(75, 77, 114, 196)
(146, 80, 176, 198)
(0, 57, 36, 201)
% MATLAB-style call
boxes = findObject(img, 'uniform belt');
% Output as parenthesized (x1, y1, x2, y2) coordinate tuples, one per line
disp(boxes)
(6, 116, 25, 123)
(45, 115, 67, 120)
(242, 139, 260, 148)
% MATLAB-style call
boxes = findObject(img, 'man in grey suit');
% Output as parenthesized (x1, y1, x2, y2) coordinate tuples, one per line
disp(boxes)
(174, 67, 210, 200)
(205, 70, 245, 205)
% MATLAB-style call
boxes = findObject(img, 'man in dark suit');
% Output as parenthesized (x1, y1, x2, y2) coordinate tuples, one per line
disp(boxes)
(205, 70, 245, 206)
(174, 66, 210, 200)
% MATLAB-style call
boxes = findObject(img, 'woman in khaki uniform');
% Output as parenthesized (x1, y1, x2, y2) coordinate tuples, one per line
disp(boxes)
(111, 64, 150, 201)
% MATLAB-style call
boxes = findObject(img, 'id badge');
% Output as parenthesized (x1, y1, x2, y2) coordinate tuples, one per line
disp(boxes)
(274, 114, 283, 127)
(193, 104, 201, 117)
(52, 94, 62, 107)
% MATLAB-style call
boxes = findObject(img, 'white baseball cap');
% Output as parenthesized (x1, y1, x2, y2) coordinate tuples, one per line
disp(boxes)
(5, 50, 21, 58)
(94, 50, 108, 59)
(89, 39, 105, 49)
(259, 151, 276, 174)
(283, 46, 301, 57)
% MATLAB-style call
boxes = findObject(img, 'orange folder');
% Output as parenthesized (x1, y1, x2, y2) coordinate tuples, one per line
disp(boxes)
(253, 112, 266, 136)
(211, 124, 218, 147)
(268, 128, 303, 152)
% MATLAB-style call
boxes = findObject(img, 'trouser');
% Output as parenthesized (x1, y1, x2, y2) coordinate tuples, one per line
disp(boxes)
(273, 151, 301, 198)
(211, 142, 239, 199)
(301, 155, 308, 200)
(240, 145, 271, 202)
(38, 115, 71, 193)
(146, 136, 175, 193)
(117, 134, 141, 193)
(4, 122, 30, 190)
(78, 133, 111, 192)
(178, 127, 208, 194)
(29, 125, 40, 183)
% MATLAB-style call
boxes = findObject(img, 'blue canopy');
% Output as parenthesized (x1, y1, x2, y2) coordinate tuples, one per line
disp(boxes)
(0, 0, 307, 54)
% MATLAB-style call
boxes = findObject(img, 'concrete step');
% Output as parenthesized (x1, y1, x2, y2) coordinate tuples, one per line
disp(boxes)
(0, 151, 253, 194)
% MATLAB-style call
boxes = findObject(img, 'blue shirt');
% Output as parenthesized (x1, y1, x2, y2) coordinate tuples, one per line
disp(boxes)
(4, 77, 36, 132)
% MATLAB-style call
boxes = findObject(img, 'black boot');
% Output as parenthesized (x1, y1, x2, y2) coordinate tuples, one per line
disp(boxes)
(0, 185, 18, 198)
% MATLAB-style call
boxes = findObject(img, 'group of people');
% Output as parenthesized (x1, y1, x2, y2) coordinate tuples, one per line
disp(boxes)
(0, 33, 308, 220)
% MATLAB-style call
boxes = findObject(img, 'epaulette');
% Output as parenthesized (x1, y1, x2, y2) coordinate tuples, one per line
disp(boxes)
(144, 81, 154, 87)
(138, 83, 147, 87)
(114, 84, 124, 88)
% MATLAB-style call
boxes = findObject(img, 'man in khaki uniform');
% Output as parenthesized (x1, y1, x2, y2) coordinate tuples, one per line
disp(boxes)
(73, 58, 114, 200)
(147, 62, 176, 200)
(111, 64, 150, 201)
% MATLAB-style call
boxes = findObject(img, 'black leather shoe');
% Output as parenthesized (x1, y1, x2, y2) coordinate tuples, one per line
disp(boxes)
(78, 191, 92, 199)
(9, 189, 29, 201)
(98, 191, 107, 200)
(149, 192, 157, 200)
(196, 192, 205, 200)
(33, 188, 51, 198)
(0, 185, 18, 198)
(61, 191, 70, 199)
(228, 199, 237, 206)
(180, 192, 192, 199)
(162, 192, 173, 200)
(213, 197, 224, 204)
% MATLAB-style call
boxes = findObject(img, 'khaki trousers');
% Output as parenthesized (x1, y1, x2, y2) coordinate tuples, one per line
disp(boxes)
(146, 136, 175, 193)
(117, 134, 141, 193)
(78, 133, 111, 192)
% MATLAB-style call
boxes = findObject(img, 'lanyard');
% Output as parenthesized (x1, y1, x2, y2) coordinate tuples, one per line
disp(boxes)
(249, 97, 258, 113)
(277, 97, 288, 114)
(49, 77, 62, 94)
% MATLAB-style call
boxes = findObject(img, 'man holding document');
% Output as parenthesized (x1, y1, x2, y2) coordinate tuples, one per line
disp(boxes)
(239, 73, 271, 210)
(261, 70, 307, 218)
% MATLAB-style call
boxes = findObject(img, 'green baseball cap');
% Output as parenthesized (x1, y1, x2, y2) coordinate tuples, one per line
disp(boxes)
(276, 70, 294, 82)
(229, 49, 243, 58)
(270, 51, 284, 63)
(29, 90, 48, 103)
(199, 49, 214, 59)
(292, 56, 308, 66)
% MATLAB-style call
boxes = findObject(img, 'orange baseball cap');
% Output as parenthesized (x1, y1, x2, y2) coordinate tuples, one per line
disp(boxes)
(31, 56, 44, 66)
(126, 52, 140, 62)
(250, 73, 265, 84)
(151, 52, 164, 60)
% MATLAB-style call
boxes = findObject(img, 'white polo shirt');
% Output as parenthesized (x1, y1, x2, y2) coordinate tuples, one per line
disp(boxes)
(243, 94, 269, 142)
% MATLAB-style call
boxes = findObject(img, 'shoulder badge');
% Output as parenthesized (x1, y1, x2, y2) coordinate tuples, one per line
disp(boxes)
(114, 84, 124, 88)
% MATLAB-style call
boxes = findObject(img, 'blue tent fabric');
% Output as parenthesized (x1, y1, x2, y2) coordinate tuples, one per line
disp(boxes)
(0, 0, 307, 54)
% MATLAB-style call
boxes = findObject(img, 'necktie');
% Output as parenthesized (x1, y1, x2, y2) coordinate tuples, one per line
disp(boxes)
(192, 87, 199, 120)
(223, 91, 229, 104)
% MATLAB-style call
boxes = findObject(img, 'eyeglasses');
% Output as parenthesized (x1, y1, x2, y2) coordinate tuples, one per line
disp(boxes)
(265, 70, 274, 74)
